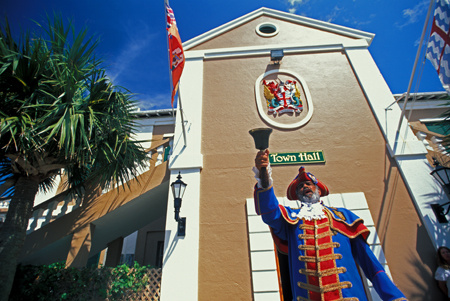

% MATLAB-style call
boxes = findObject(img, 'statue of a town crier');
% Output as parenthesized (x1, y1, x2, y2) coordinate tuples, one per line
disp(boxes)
(253, 149, 407, 301)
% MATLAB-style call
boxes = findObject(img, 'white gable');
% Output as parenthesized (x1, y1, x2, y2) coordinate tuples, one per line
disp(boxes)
(183, 7, 374, 51)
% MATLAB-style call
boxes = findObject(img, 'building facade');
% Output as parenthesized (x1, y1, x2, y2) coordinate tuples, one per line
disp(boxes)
(160, 7, 448, 301)
(16, 7, 449, 301)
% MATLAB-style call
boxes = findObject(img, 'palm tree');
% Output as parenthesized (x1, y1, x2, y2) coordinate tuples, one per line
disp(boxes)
(0, 16, 149, 299)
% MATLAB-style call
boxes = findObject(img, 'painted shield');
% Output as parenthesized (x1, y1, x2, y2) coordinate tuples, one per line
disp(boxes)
(255, 69, 313, 129)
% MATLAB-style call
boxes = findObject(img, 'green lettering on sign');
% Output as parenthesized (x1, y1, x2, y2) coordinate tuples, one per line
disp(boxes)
(269, 151, 325, 165)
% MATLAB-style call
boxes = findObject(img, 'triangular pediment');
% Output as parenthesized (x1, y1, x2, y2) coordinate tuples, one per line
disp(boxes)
(183, 7, 374, 51)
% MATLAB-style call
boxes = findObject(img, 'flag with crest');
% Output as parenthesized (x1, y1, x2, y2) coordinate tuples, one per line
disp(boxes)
(165, 0, 185, 106)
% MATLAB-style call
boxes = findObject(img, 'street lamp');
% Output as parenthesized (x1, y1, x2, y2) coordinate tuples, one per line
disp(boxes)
(430, 158, 450, 223)
(171, 171, 187, 236)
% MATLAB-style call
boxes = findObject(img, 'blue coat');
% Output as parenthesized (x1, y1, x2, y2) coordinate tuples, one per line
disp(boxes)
(254, 185, 407, 301)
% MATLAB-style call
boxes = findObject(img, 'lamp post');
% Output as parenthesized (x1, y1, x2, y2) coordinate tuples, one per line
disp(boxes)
(430, 158, 450, 223)
(171, 171, 187, 236)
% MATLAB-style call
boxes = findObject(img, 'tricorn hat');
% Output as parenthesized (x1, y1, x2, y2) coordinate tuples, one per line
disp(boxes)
(286, 167, 329, 200)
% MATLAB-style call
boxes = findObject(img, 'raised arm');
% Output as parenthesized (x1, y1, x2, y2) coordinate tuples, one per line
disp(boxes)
(255, 149, 270, 188)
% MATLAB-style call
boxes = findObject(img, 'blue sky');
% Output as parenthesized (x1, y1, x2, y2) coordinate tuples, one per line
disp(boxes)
(1, 0, 445, 110)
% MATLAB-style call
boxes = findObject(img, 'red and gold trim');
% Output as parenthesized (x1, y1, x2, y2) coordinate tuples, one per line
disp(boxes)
(253, 184, 273, 215)
(279, 205, 300, 224)
(299, 253, 342, 263)
(272, 206, 370, 268)
(324, 208, 370, 241)
(297, 218, 351, 301)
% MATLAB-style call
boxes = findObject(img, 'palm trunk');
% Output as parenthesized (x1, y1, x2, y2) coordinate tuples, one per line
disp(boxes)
(0, 176, 39, 301)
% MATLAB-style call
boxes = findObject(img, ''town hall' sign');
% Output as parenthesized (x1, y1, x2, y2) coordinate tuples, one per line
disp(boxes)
(269, 151, 325, 165)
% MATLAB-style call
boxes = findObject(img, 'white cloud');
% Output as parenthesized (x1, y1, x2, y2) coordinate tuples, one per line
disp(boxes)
(398, 0, 429, 28)
(325, 6, 343, 23)
(286, 0, 309, 14)
(109, 41, 149, 83)
(136, 92, 171, 111)
(108, 21, 158, 85)
(288, 0, 306, 5)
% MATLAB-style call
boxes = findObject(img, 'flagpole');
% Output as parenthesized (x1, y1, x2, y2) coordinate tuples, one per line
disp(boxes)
(178, 88, 188, 147)
(396, 0, 435, 137)
(165, 0, 187, 147)
(164, 0, 176, 122)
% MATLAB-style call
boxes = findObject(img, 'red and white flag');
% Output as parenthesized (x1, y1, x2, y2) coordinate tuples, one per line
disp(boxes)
(165, 0, 185, 106)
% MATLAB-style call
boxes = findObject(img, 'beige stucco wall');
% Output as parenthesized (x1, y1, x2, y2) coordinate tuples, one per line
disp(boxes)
(195, 16, 440, 301)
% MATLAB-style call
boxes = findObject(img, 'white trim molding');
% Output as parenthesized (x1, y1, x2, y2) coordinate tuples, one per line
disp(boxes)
(160, 57, 204, 300)
(185, 39, 370, 61)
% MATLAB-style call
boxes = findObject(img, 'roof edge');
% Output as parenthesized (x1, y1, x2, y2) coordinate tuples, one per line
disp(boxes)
(394, 91, 449, 102)
(133, 108, 175, 118)
(183, 7, 375, 51)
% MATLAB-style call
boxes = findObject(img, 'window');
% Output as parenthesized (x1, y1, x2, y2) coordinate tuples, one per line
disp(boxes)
(164, 146, 171, 162)
(256, 22, 279, 37)
(156, 241, 164, 268)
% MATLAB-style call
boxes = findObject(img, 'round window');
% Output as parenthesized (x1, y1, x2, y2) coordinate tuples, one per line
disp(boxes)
(256, 23, 279, 37)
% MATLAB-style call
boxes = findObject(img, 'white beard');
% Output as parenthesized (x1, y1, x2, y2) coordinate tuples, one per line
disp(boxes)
(297, 187, 321, 204)
(295, 185, 326, 220)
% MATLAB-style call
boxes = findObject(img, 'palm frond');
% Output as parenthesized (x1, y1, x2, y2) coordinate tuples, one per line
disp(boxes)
(1, 14, 149, 194)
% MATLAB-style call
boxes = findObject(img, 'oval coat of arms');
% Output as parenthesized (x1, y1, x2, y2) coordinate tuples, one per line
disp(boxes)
(254, 69, 313, 129)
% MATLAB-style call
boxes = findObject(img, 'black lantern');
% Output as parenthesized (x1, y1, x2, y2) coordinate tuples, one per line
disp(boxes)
(270, 49, 284, 64)
(431, 158, 450, 190)
(430, 158, 450, 223)
(171, 171, 187, 236)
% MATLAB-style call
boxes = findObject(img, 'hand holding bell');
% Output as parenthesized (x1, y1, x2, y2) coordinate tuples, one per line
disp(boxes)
(249, 128, 272, 188)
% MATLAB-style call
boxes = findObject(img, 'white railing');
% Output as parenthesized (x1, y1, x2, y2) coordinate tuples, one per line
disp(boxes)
(27, 192, 83, 234)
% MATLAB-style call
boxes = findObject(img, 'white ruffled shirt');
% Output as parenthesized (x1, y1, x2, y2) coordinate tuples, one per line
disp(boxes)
(295, 201, 326, 221)
(253, 165, 326, 220)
